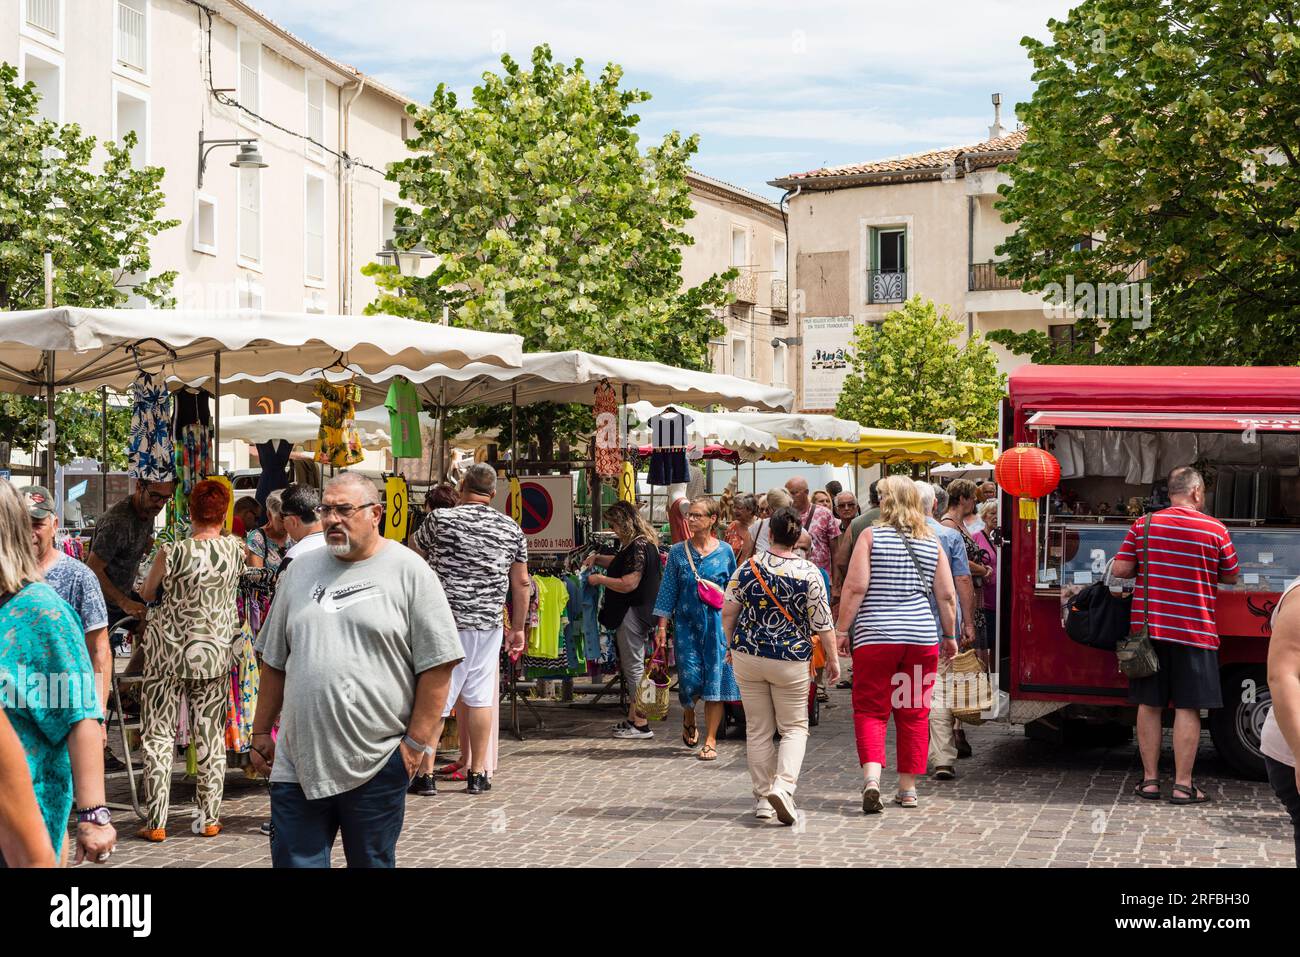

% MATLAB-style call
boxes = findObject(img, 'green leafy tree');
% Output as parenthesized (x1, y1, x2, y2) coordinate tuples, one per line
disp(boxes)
(365, 44, 731, 449)
(0, 61, 177, 466)
(989, 0, 1300, 365)
(835, 297, 1005, 441)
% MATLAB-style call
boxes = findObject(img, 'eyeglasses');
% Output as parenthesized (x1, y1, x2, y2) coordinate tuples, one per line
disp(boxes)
(313, 502, 380, 519)
(687, 512, 712, 521)
(142, 490, 170, 505)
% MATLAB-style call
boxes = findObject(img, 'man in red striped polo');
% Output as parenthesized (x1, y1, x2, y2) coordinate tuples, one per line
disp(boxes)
(1111, 467, 1239, 805)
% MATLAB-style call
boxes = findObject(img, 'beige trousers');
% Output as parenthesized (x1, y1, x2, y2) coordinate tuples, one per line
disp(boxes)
(731, 651, 810, 800)
(928, 656, 958, 767)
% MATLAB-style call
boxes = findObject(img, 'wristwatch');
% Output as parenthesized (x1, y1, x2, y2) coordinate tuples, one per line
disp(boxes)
(76, 805, 112, 826)
(402, 734, 434, 756)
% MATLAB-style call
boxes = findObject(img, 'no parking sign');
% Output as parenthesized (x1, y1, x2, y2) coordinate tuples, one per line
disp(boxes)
(492, 475, 575, 553)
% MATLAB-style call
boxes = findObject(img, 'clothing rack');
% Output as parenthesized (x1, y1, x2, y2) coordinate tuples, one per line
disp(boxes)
(507, 542, 628, 736)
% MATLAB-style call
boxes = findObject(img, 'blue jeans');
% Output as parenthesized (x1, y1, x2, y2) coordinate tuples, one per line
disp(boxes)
(270, 747, 408, 868)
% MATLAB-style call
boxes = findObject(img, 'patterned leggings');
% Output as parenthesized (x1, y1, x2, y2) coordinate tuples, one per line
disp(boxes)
(141, 673, 228, 830)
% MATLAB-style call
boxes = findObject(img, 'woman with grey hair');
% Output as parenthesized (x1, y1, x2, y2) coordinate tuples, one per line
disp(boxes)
(245, 489, 290, 574)
(725, 494, 759, 564)
(752, 487, 812, 556)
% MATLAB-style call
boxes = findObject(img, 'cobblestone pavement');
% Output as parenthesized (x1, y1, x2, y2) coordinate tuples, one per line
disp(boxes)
(100, 686, 1295, 868)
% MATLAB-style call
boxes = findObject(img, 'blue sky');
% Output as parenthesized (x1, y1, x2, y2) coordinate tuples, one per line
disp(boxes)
(254, 0, 1078, 199)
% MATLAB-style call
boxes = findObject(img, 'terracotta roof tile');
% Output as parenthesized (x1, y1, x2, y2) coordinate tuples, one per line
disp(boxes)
(779, 130, 1027, 182)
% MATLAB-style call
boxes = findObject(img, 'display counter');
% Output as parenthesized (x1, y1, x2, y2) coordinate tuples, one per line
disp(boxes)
(1036, 519, 1300, 594)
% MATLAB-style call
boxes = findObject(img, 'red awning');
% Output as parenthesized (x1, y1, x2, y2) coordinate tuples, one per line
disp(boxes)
(1027, 411, 1300, 432)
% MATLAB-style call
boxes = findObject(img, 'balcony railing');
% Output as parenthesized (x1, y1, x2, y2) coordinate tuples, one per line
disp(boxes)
(26, 0, 58, 35)
(969, 261, 1023, 292)
(728, 269, 758, 304)
(771, 278, 787, 311)
(117, 2, 147, 72)
(867, 269, 908, 304)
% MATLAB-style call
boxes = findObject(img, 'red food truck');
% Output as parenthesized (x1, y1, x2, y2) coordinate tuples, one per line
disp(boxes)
(999, 365, 1300, 779)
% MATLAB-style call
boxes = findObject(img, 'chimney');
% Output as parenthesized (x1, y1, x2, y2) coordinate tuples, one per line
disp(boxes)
(989, 93, 1006, 140)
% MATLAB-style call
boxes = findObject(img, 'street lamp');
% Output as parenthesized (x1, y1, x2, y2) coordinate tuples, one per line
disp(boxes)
(196, 132, 267, 188)
(770, 335, 802, 347)
(376, 224, 435, 277)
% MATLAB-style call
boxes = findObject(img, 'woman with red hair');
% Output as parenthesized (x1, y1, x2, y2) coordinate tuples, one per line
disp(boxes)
(135, 480, 247, 841)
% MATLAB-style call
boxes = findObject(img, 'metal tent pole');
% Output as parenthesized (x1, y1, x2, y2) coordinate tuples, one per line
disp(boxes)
(213, 352, 221, 474)
(43, 251, 56, 493)
(100, 386, 108, 515)
(435, 381, 446, 482)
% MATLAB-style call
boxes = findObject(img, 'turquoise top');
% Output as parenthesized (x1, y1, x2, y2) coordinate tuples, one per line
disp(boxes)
(1, 582, 102, 854)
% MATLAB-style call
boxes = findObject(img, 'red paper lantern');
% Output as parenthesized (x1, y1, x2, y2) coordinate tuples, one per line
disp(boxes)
(995, 444, 1061, 519)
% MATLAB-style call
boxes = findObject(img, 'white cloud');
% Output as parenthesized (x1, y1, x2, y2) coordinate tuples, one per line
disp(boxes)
(249, 0, 1076, 185)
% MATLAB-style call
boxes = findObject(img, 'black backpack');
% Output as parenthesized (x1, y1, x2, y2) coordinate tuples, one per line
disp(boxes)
(1064, 580, 1132, 651)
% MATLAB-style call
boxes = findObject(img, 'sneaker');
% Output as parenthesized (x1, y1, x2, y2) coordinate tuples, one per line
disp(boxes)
(754, 799, 776, 820)
(259, 821, 272, 837)
(933, 766, 957, 781)
(765, 790, 798, 826)
(408, 773, 438, 796)
(613, 722, 654, 739)
(466, 771, 492, 795)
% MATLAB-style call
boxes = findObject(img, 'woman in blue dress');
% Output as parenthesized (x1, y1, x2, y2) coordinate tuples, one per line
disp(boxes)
(653, 496, 739, 761)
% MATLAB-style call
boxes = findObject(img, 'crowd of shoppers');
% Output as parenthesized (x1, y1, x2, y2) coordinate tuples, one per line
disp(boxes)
(6, 452, 1300, 869)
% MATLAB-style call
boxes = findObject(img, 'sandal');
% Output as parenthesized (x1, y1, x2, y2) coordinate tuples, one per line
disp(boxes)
(682, 719, 700, 748)
(861, 781, 883, 814)
(1168, 783, 1211, 805)
(435, 761, 463, 778)
(697, 744, 717, 761)
(1132, 778, 1162, 800)
(893, 789, 919, 809)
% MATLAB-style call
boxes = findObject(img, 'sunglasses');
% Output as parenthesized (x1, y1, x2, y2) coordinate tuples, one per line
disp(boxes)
(314, 502, 380, 518)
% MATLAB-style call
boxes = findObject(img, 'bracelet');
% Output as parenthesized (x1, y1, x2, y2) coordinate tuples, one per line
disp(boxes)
(402, 734, 434, 756)
(252, 731, 273, 737)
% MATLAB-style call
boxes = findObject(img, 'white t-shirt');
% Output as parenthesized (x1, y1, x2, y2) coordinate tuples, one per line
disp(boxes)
(750, 519, 771, 554)
(1262, 580, 1298, 768)
(284, 531, 327, 562)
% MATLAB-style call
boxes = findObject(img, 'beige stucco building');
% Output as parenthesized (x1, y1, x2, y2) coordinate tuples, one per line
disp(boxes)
(769, 122, 1070, 412)
(683, 172, 792, 391)
(3, 0, 421, 467)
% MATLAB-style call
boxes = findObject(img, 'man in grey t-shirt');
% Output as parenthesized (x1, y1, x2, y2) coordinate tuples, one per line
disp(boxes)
(251, 473, 464, 868)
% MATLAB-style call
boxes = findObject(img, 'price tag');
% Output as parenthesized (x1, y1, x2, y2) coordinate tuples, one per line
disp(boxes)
(1244, 573, 1260, 585)
(1259, 552, 1273, 564)
(1074, 571, 1094, 585)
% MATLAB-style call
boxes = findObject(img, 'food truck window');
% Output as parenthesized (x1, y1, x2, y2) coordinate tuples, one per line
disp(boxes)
(1028, 425, 1300, 593)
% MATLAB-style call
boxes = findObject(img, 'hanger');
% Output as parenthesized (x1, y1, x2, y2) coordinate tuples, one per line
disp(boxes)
(303, 352, 356, 378)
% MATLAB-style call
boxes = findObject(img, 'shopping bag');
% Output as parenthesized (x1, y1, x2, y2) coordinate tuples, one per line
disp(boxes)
(636, 650, 671, 721)
(948, 650, 995, 725)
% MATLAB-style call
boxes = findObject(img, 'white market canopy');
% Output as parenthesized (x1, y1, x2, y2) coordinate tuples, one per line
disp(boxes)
(623, 400, 779, 453)
(0, 307, 523, 395)
(223, 350, 795, 412)
(706, 409, 864, 443)
(218, 405, 437, 452)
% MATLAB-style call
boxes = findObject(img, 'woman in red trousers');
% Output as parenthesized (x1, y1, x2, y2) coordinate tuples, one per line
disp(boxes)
(835, 476, 957, 813)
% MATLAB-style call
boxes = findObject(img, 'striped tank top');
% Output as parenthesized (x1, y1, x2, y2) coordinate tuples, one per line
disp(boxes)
(852, 525, 941, 649)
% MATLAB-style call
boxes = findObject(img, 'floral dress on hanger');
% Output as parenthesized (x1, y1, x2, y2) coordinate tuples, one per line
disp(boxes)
(128, 373, 175, 481)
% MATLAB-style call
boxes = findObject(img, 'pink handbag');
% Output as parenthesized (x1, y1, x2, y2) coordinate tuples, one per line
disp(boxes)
(685, 542, 726, 609)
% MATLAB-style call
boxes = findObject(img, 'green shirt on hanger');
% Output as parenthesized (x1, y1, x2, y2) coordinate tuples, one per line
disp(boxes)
(385, 376, 423, 460)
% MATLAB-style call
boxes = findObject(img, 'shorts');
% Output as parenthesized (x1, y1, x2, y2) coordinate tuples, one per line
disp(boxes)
(443, 626, 504, 713)
(648, 450, 688, 487)
(1127, 640, 1222, 710)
